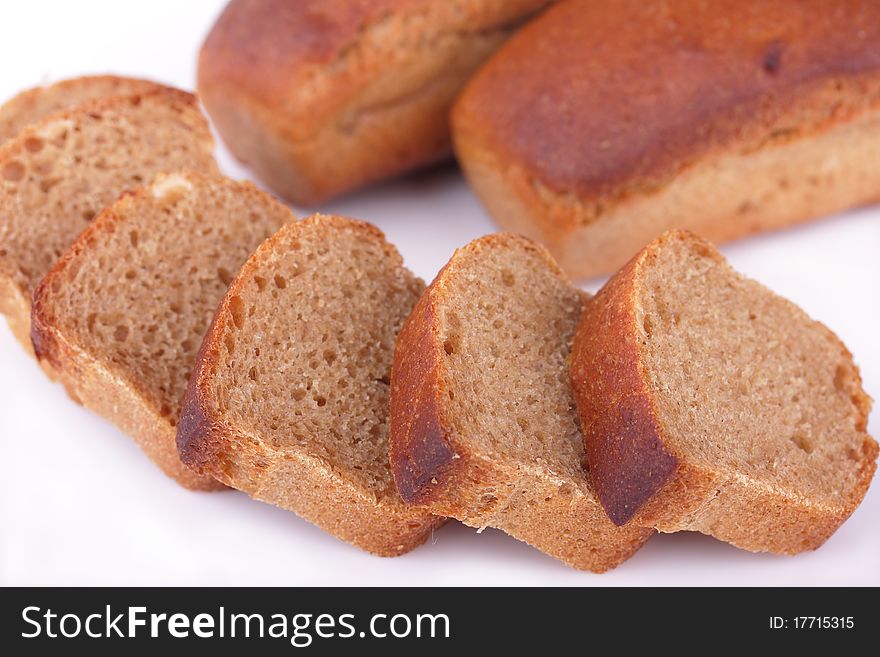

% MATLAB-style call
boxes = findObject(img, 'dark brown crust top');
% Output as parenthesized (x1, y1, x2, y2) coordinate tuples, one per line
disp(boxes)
(454, 0, 880, 202)
(569, 245, 679, 525)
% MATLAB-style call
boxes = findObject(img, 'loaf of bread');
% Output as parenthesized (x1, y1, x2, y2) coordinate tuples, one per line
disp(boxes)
(32, 171, 292, 489)
(390, 234, 651, 571)
(198, 0, 550, 205)
(569, 230, 877, 554)
(452, 0, 880, 279)
(0, 87, 217, 355)
(0, 75, 161, 145)
(177, 214, 442, 555)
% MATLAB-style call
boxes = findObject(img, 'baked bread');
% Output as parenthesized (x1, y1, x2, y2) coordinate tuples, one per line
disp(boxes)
(390, 234, 651, 571)
(569, 230, 877, 554)
(177, 214, 442, 554)
(0, 86, 217, 354)
(452, 0, 880, 279)
(0, 75, 161, 145)
(198, 0, 550, 205)
(31, 171, 292, 490)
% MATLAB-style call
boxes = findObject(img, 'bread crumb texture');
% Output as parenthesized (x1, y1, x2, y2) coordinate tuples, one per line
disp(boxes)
(0, 87, 217, 351)
(571, 230, 876, 554)
(179, 214, 441, 555)
(391, 234, 651, 571)
(32, 171, 291, 489)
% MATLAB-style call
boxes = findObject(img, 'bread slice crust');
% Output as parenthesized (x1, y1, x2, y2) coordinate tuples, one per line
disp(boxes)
(391, 234, 652, 571)
(177, 214, 442, 556)
(31, 172, 292, 490)
(452, 0, 880, 278)
(198, 0, 549, 205)
(0, 75, 162, 145)
(569, 230, 877, 554)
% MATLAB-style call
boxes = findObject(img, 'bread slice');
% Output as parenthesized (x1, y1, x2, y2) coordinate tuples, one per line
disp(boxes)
(0, 75, 161, 145)
(390, 234, 651, 571)
(0, 86, 218, 354)
(31, 172, 293, 490)
(452, 0, 880, 279)
(177, 214, 442, 554)
(570, 230, 877, 554)
(198, 0, 550, 205)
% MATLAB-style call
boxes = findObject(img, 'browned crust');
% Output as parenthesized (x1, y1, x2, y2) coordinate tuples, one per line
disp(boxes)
(455, 0, 880, 203)
(390, 233, 652, 571)
(569, 249, 682, 526)
(570, 229, 878, 553)
(389, 288, 459, 504)
(177, 215, 442, 557)
(452, 0, 880, 279)
(197, 0, 550, 204)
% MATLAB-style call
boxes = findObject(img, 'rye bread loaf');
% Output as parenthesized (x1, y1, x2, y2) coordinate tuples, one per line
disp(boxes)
(0, 87, 218, 355)
(177, 214, 442, 555)
(569, 230, 877, 554)
(198, 0, 550, 205)
(390, 234, 651, 571)
(0, 75, 161, 145)
(31, 172, 292, 490)
(452, 0, 880, 279)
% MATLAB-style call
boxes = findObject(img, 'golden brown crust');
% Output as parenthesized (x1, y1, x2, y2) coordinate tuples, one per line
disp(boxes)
(390, 233, 652, 571)
(569, 230, 878, 554)
(569, 247, 684, 526)
(453, 0, 880, 278)
(177, 215, 442, 556)
(456, 0, 880, 201)
(198, 0, 550, 204)
(389, 288, 460, 504)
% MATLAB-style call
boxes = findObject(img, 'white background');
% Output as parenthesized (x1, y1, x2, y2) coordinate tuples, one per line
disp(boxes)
(1, 0, 878, 586)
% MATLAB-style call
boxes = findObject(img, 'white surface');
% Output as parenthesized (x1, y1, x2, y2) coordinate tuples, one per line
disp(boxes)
(1, 0, 878, 587)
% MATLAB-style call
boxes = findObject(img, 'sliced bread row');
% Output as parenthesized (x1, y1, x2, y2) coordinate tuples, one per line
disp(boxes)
(2, 77, 440, 553)
(6, 78, 872, 567)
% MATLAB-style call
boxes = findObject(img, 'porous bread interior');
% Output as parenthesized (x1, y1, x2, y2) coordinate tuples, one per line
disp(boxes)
(41, 172, 290, 427)
(0, 94, 216, 300)
(436, 239, 591, 493)
(637, 235, 872, 505)
(207, 217, 424, 500)
(0, 76, 158, 145)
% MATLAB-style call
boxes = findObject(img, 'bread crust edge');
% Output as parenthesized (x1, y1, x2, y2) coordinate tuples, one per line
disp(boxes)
(570, 230, 878, 554)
